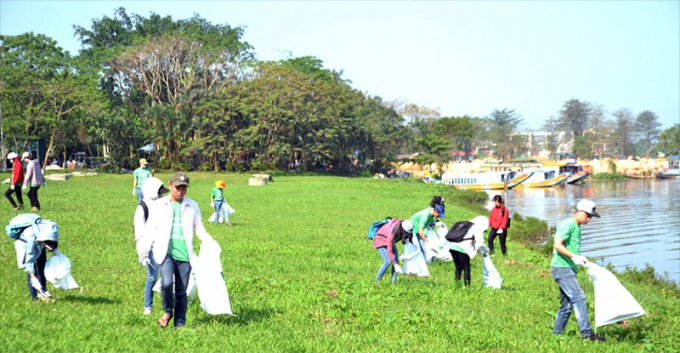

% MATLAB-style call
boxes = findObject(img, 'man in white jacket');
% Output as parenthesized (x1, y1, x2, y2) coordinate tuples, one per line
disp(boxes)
(140, 171, 215, 328)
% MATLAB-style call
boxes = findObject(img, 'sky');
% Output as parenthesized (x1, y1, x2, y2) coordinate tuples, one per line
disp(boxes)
(1, 0, 679, 130)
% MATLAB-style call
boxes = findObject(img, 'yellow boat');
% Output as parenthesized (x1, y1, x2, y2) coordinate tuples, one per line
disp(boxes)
(517, 168, 571, 188)
(442, 170, 533, 191)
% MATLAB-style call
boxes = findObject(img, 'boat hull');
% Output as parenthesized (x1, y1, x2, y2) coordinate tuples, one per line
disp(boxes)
(520, 172, 571, 188)
(451, 172, 532, 191)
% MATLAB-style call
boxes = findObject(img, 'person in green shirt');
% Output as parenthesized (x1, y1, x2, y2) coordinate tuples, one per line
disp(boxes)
(550, 199, 605, 342)
(210, 180, 230, 225)
(410, 204, 445, 262)
(133, 158, 153, 204)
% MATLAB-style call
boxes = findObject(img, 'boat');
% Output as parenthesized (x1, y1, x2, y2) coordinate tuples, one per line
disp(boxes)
(517, 166, 571, 188)
(659, 155, 680, 179)
(543, 160, 592, 184)
(441, 170, 533, 191)
(626, 173, 656, 180)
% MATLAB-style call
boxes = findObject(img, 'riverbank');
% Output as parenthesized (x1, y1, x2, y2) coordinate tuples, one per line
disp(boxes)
(0, 173, 677, 352)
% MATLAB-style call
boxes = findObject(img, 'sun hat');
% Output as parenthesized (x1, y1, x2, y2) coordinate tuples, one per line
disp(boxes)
(434, 204, 445, 219)
(215, 180, 226, 189)
(21, 152, 31, 159)
(401, 220, 413, 233)
(169, 171, 190, 187)
(576, 199, 600, 218)
(6, 152, 17, 160)
(139, 158, 148, 165)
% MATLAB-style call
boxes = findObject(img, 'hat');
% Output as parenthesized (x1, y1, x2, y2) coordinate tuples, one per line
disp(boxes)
(141, 177, 169, 200)
(169, 171, 190, 187)
(577, 199, 600, 218)
(401, 220, 413, 233)
(434, 204, 445, 219)
(21, 152, 31, 159)
(139, 158, 148, 165)
(6, 152, 17, 160)
(215, 180, 226, 189)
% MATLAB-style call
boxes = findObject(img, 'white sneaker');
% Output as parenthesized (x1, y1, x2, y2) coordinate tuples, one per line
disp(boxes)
(143, 308, 152, 315)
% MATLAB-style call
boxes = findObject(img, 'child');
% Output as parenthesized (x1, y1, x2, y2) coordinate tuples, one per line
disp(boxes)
(210, 180, 234, 225)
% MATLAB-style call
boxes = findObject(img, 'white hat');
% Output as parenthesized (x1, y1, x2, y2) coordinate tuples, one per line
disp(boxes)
(21, 152, 31, 159)
(401, 220, 413, 233)
(577, 199, 600, 218)
(6, 152, 17, 160)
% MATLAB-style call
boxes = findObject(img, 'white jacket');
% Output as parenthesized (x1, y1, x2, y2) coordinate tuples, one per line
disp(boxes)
(140, 195, 214, 265)
(448, 216, 489, 259)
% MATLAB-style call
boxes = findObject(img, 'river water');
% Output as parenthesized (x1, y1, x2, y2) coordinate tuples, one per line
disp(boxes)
(485, 178, 680, 284)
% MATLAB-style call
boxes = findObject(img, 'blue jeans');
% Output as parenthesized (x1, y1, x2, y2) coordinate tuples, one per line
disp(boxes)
(160, 254, 191, 327)
(213, 200, 224, 224)
(144, 251, 159, 309)
(137, 188, 143, 204)
(551, 267, 593, 337)
(27, 248, 47, 299)
(376, 246, 400, 283)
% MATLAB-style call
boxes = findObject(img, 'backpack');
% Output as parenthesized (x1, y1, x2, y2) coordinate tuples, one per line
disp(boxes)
(367, 217, 392, 240)
(445, 221, 475, 243)
(506, 216, 512, 229)
(132, 201, 150, 234)
(6, 213, 41, 240)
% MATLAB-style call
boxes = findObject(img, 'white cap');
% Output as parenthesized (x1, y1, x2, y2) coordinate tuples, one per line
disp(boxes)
(577, 199, 600, 218)
(401, 220, 413, 233)
(21, 152, 31, 159)
(6, 152, 17, 160)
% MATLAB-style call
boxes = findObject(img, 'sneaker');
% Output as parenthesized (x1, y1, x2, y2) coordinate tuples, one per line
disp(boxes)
(584, 334, 606, 342)
(31, 207, 39, 211)
(143, 308, 152, 315)
(13, 207, 19, 211)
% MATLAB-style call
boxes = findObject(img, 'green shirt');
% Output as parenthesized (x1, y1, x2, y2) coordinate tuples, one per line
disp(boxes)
(411, 207, 436, 235)
(168, 201, 189, 262)
(550, 217, 581, 272)
(211, 187, 224, 201)
(134, 167, 152, 189)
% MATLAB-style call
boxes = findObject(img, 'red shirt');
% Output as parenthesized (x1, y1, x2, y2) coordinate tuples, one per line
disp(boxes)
(489, 205, 509, 230)
(10, 158, 24, 186)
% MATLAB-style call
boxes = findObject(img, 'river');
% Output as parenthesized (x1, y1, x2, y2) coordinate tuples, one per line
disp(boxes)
(485, 178, 680, 284)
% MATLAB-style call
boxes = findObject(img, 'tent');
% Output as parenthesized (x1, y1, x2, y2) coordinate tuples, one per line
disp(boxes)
(138, 143, 156, 153)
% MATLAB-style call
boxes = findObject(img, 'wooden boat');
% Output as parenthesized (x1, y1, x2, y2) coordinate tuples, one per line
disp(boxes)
(626, 173, 656, 179)
(442, 170, 533, 191)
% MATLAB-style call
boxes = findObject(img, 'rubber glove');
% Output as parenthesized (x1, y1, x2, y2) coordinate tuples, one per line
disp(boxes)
(132, 189, 136, 195)
(140, 257, 155, 269)
(22, 184, 27, 191)
(571, 255, 589, 266)
(497, 228, 503, 234)
(210, 202, 214, 208)
(30, 276, 42, 291)
(394, 263, 404, 274)
(10, 185, 15, 190)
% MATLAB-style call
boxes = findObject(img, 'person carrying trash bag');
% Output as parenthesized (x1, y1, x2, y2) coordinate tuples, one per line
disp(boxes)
(373, 219, 413, 283)
(6, 213, 59, 302)
(209, 180, 233, 226)
(134, 177, 169, 315)
(410, 204, 445, 263)
(550, 199, 606, 342)
(138, 171, 216, 328)
(446, 216, 490, 286)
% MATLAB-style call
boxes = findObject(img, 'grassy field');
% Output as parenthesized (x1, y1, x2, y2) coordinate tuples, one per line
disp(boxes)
(0, 172, 678, 352)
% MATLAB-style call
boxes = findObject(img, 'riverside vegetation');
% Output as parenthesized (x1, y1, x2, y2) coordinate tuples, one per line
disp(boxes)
(0, 172, 678, 352)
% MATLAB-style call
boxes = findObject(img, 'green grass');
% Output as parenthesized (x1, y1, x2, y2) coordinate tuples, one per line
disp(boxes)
(0, 172, 678, 352)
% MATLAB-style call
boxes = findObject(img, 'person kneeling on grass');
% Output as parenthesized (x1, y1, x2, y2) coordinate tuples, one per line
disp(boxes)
(373, 219, 413, 283)
(550, 199, 605, 342)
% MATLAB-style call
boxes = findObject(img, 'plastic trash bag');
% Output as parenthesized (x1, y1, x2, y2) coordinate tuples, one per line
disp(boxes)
(195, 239, 234, 315)
(424, 224, 453, 263)
(152, 272, 197, 297)
(44, 251, 79, 290)
(208, 203, 236, 223)
(14, 240, 27, 268)
(401, 240, 430, 277)
(482, 255, 503, 289)
(587, 263, 645, 327)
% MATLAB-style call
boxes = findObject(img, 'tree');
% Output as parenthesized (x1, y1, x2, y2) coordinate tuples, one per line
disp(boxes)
(487, 108, 523, 160)
(542, 116, 560, 159)
(558, 99, 592, 138)
(656, 124, 680, 156)
(611, 108, 635, 157)
(635, 110, 662, 158)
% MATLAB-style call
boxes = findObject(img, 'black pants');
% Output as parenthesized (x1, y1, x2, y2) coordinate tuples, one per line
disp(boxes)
(28, 186, 41, 209)
(27, 247, 47, 299)
(5, 186, 24, 208)
(488, 228, 508, 255)
(450, 250, 471, 286)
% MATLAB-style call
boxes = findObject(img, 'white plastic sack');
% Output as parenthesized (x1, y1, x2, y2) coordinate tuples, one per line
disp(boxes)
(482, 255, 503, 289)
(401, 240, 430, 277)
(195, 240, 234, 315)
(424, 224, 453, 263)
(44, 251, 79, 290)
(208, 203, 235, 223)
(152, 272, 197, 297)
(587, 263, 645, 327)
(14, 240, 27, 268)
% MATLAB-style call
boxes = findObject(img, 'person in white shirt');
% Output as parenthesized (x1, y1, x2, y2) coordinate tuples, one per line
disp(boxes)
(139, 171, 215, 328)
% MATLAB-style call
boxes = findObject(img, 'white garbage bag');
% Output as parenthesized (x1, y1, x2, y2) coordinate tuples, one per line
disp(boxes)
(424, 224, 453, 263)
(15, 240, 27, 268)
(208, 203, 236, 223)
(195, 240, 234, 315)
(401, 240, 430, 277)
(587, 263, 645, 327)
(152, 272, 196, 297)
(44, 251, 79, 290)
(482, 255, 503, 289)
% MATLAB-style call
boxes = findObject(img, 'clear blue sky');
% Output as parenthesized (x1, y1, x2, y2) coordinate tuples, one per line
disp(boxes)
(1, 0, 678, 130)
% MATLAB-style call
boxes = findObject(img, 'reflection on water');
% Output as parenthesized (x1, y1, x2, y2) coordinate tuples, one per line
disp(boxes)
(485, 179, 680, 284)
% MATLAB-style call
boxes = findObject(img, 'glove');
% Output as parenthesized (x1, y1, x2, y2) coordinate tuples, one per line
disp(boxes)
(132, 189, 137, 195)
(497, 228, 503, 234)
(393, 263, 404, 274)
(571, 255, 589, 266)
(22, 184, 27, 191)
(210, 202, 214, 208)
(140, 257, 155, 269)
(10, 185, 15, 190)
(30, 276, 42, 291)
